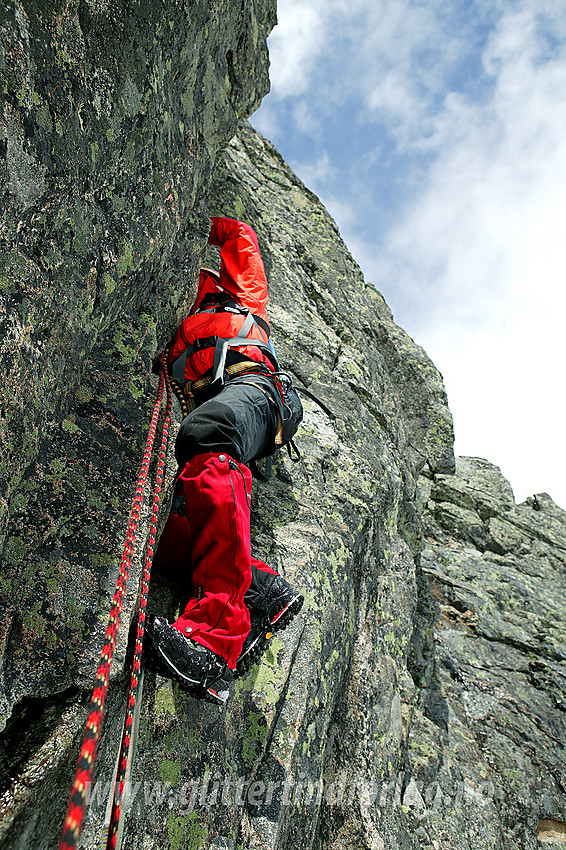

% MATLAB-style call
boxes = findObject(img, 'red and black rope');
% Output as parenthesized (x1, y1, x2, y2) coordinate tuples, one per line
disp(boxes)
(59, 358, 172, 850)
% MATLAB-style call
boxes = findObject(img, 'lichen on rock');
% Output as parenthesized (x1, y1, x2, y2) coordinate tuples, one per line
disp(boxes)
(0, 0, 276, 737)
(1, 3, 565, 849)
(408, 457, 566, 850)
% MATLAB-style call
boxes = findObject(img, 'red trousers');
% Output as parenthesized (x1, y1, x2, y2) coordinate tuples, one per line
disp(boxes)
(154, 451, 277, 669)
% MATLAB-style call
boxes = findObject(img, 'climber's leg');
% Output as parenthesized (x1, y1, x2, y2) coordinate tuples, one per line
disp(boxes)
(153, 479, 192, 575)
(170, 451, 253, 668)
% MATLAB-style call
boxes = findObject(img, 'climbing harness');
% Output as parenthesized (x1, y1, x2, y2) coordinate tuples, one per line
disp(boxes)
(170, 288, 278, 391)
(167, 271, 335, 471)
(59, 357, 172, 850)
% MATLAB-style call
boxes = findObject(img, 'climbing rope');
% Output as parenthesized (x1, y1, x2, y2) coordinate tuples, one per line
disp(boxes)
(105, 361, 172, 850)
(59, 358, 172, 850)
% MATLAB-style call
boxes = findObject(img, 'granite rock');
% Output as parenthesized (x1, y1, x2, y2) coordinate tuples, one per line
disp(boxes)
(0, 114, 455, 848)
(0, 0, 275, 731)
(408, 456, 566, 850)
(1, 4, 564, 849)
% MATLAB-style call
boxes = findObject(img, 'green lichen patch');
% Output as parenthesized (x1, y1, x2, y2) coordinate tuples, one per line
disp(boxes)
(242, 711, 268, 768)
(159, 758, 182, 787)
(167, 812, 208, 850)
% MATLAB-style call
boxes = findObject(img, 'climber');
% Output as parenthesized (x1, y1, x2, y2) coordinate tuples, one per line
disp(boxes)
(145, 216, 304, 706)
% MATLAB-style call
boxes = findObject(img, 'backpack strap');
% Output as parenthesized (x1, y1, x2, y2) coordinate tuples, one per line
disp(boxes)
(170, 314, 278, 387)
(196, 292, 270, 338)
(171, 347, 190, 383)
(170, 288, 275, 385)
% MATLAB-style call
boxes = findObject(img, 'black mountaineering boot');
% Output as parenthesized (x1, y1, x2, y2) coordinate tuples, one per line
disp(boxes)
(262, 574, 304, 629)
(145, 616, 233, 706)
(235, 575, 304, 679)
(235, 607, 271, 678)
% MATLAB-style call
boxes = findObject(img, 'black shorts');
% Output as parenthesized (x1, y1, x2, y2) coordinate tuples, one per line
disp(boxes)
(175, 374, 281, 466)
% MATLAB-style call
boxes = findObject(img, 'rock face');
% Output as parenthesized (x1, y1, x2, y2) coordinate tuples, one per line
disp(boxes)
(0, 105, 456, 847)
(0, 0, 275, 728)
(1, 4, 565, 850)
(409, 457, 566, 850)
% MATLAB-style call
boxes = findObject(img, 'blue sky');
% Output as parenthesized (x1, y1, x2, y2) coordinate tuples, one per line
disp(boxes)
(252, 0, 566, 508)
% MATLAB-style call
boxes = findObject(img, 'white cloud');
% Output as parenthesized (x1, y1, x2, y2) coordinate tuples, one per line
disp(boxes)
(367, 2, 566, 505)
(265, 0, 477, 142)
(320, 193, 359, 233)
(251, 101, 281, 140)
(371, 1, 566, 326)
(356, 2, 449, 130)
(290, 151, 336, 189)
(255, 0, 566, 506)
(267, 0, 328, 97)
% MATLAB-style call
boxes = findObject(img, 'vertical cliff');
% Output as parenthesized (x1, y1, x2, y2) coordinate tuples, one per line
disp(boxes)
(0, 0, 275, 729)
(70, 120, 454, 850)
(409, 457, 566, 850)
(1, 4, 565, 850)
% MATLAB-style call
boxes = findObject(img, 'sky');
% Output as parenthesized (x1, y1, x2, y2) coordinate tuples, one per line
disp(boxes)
(251, 0, 566, 509)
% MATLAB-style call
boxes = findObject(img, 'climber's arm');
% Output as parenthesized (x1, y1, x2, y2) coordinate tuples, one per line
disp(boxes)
(208, 217, 269, 315)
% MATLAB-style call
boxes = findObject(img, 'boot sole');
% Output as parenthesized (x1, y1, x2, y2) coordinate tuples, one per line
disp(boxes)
(155, 646, 232, 706)
(145, 618, 233, 707)
(234, 593, 304, 679)
(157, 647, 232, 706)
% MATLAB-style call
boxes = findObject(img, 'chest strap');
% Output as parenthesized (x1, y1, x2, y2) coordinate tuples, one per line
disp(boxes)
(196, 292, 271, 338)
(171, 311, 278, 386)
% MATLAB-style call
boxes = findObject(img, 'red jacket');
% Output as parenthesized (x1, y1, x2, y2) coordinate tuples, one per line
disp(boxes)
(167, 217, 273, 382)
